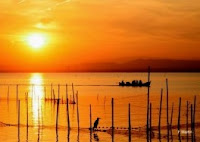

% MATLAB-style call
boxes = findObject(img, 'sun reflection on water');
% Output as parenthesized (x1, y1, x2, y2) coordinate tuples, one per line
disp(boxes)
(30, 73, 44, 126)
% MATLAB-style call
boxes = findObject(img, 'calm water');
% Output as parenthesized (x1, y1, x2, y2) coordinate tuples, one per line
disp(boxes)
(0, 72, 199, 142)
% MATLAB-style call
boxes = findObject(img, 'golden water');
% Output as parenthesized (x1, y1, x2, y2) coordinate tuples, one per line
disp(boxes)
(0, 73, 199, 141)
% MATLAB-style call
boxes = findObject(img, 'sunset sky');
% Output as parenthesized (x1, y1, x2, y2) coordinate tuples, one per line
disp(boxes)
(0, 0, 200, 71)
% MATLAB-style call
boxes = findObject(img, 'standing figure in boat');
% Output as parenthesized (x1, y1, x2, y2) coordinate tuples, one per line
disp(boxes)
(139, 80, 142, 86)
(119, 80, 125, 86)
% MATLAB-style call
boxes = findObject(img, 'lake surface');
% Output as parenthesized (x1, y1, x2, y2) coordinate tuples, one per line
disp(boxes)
(0, 72, 199, 142)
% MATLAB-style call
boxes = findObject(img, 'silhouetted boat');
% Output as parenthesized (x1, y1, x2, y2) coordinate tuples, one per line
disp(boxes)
(119, 80, 151, 87)
(119, 67, 151, 87)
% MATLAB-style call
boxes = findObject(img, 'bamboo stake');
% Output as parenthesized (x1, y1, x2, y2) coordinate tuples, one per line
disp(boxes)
(193, 96, 196, 134)
(18, 100, 20, 141)
(147, 66, 150, 137)
(158, 88, 163, 138)
(191, 104, 193, 141)
(18, 100, 20, 127)
(111, 98, 114, 142)
(66, 84, 68, 101)
(178, 98, 181, 135)
(90, 104, 92, 130)
(170, 102, 174, 139)
(170, 103, 174, 127)
(53, 89, 55, 102)
(67, 98, 70, 129)
(166, 78, 169, 139)
(26, 93, 29, 128)
(58, 84, 60, 100)
(76, 91, 80, 129)
(51, 83, 53, 100)
(56, 99, 60, 130)
(128, 103, 131, 142)
(112, 98, 114, 129)
(72, 83, 75, 103)
(186, 101, 188, 141)
(150, 103, 152, 142)
(67, 128, 70, 142)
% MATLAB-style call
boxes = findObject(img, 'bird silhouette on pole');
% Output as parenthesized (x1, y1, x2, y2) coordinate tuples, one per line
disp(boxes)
(93, 117, 101, 129)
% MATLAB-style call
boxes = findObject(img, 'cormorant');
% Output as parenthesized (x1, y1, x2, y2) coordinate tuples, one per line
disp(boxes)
(93, 117, 101, 129)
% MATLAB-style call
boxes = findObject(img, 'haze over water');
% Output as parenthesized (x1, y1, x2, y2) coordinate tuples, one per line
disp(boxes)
(0, 72, 199, 142)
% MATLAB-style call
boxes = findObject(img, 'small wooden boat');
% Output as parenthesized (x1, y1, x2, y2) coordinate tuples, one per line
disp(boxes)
(119, 80, 151, 87)
(119, 67, 151, 87)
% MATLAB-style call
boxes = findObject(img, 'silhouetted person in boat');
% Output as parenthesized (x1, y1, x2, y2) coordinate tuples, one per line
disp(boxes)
(139, 80, 142, 85)
(93, 117, 101, 129)
(132, 80, 136, 85)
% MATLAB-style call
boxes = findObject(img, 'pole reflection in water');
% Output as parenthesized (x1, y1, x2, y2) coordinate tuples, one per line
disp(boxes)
(90, 130, 92, 142)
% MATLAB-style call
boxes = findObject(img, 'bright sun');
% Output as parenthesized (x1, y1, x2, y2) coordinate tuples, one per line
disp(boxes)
(27, 34, 46, 49)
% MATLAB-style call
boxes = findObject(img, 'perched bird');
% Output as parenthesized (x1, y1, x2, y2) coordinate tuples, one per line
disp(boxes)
(93, 117, 101, 129)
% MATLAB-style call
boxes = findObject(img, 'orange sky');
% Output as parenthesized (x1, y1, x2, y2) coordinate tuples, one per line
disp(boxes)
(0, 0, 200, 71)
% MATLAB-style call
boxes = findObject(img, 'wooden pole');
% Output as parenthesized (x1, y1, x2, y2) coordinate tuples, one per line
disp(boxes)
(56, 99, 60, 130)
(58, 84, 60, 100)
(26, 93, 29, 128)
(111, 98, 114, 142)
(112, 98, 114, 129)
(67, 98, 70, 129)
(193, 96, 196, 133)
(18, 100, 20, 126)
(170, 102, 174, 138)
(178, 98, 181, 133)
(166, 78, 169, 139)
(150, 103, 152, 142)
(147, 66, 150, 138)
(90, 104, 92, 130)
(26, 92, 29, 141)
(67, 128, 70, 142)
(51, 83, 53, 100)
(128, 103, 131, 142)
(66, 84, 68, 101)
(158, 88, 163, 138)
(191, 104, 193, 141)
(186, 101, 188, 141)
(76, 91, 80, 129)
(18, 100, 20, 141)
(53, 89, 55, 101)
(148, 66, 150, 83)
(72, 83, 75, 103)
